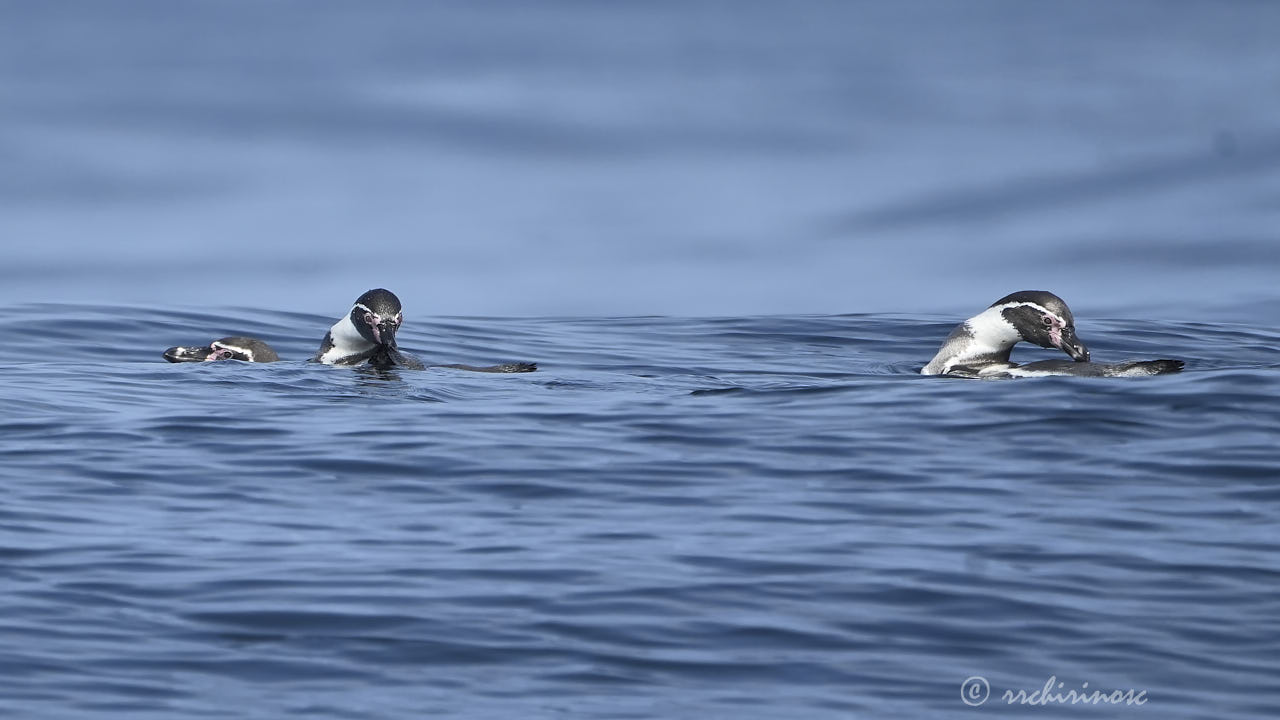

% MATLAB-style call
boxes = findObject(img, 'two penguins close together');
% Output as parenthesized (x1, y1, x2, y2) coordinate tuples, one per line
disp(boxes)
(165, 289, 1183, 378)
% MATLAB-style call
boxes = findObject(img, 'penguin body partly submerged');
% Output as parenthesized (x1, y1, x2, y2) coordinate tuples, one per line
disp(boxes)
(922, 291, 1183, 378)
(312, 289, 536, 372)
(163, 289, 536, 372)
(163, 336, 279, 363)
(313, 288, 425, 369)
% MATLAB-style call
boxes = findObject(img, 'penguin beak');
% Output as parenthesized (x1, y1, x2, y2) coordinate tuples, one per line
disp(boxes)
(376, 320, 398, 348)
(164, 345, 214, 363)
(1056, 327, 1090, 362)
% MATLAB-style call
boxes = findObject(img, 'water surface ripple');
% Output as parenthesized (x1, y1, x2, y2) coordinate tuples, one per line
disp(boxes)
(1, 305, 1278, 719)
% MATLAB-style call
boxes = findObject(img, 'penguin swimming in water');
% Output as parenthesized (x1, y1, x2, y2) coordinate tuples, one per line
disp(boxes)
(163, 336, 279, 363)
(921, 291, 1183, 378)
(312, 288, 425, 369)
(312, 288, 535, 372)
(163, 289, 535, 372)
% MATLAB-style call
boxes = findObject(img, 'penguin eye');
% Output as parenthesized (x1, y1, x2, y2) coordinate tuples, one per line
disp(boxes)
(364, 312, 375, 325)
(1042, 316, 1054, 326)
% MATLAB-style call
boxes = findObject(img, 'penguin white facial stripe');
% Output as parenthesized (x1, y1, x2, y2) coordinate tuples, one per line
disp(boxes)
(212, 343, 256, 360)
(991, 301, 1068, 326)
(353, 303, 402, 326)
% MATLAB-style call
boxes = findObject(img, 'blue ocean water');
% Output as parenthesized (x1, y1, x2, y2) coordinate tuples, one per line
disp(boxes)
(2, 307, 1279, 718)
(2, 1, 1280, 718)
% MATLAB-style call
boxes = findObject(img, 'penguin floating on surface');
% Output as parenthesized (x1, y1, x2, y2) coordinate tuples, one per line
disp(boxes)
(921, 291, 1183, 378)
(164, 288, 536, 373)
(163, 336, 279, 363)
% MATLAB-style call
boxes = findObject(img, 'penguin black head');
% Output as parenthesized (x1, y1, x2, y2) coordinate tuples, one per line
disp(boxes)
(163, 336, 280, 363)
(990, 290, 1089, 362)
(349, 288, 404, 348)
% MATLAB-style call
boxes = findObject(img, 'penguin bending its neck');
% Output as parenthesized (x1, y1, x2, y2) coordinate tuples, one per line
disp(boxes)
(921, 291, 1182, 378)
(313, 288, 425, 369)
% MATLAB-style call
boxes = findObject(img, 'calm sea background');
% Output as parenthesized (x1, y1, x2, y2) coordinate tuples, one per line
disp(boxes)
(2, 2, 1279, 718)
